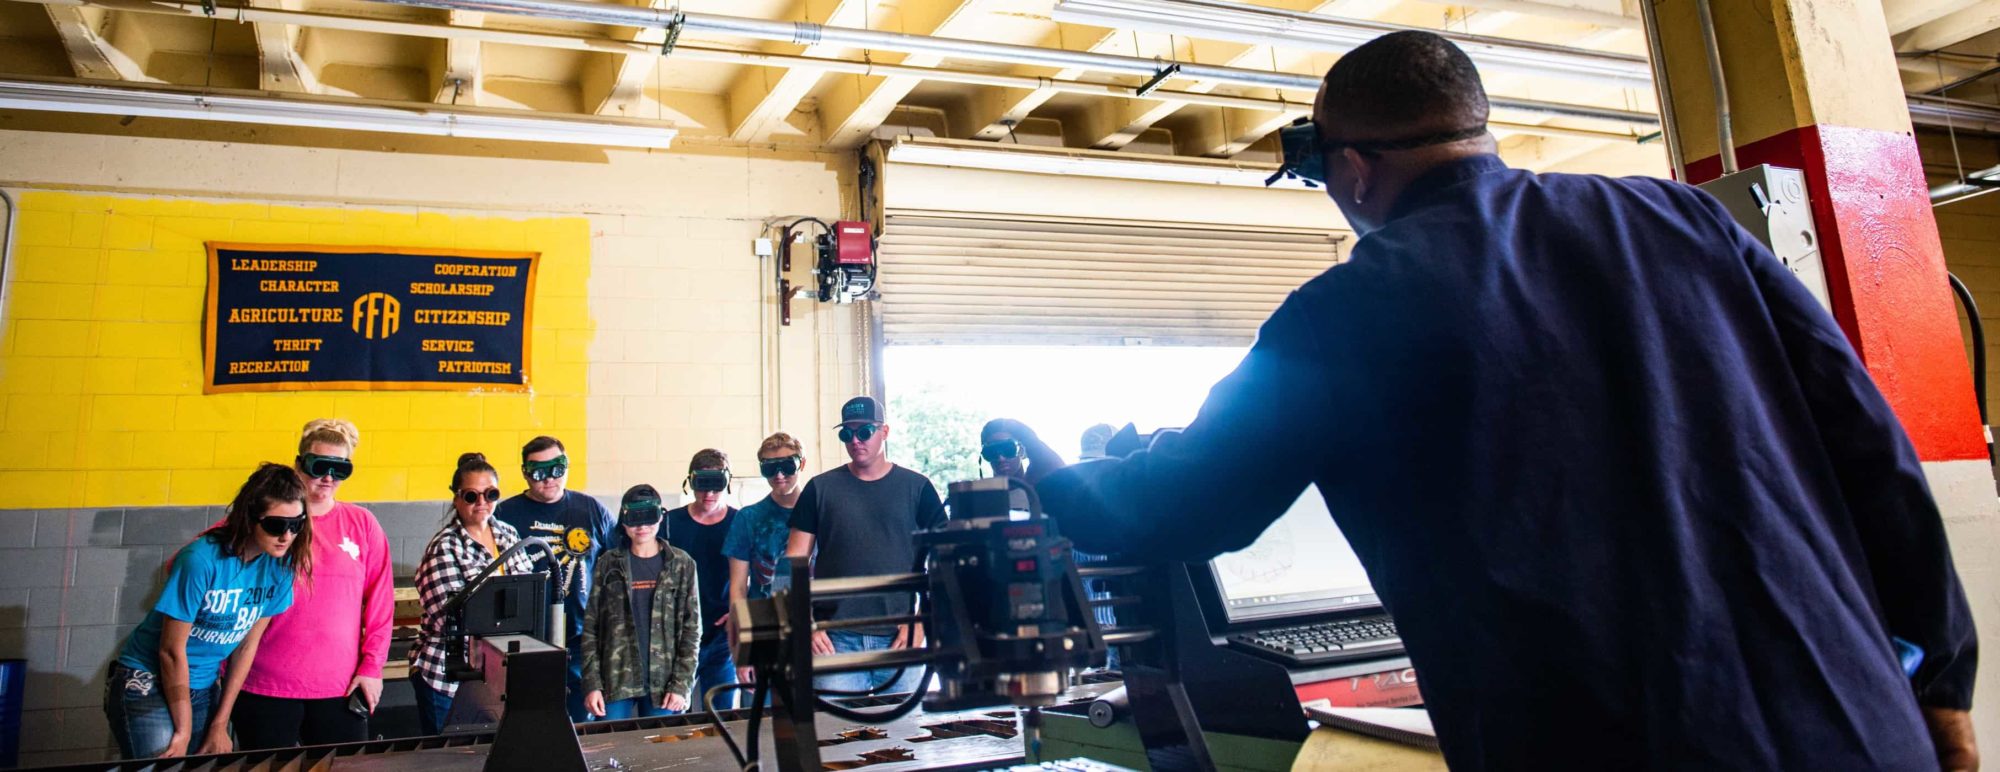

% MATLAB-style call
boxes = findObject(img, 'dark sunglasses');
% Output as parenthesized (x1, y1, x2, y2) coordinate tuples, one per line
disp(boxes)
(620, 499, 664, 527)
(980, 440, 1022, 463)
(837, 424, 881, 444)
(523, 455, 569, 482)
(257, 514, 307, 537)
(297, 453, 353, 481)
(758, 455, 801, 478)
(688, 469, 730, 493)
(458, 488, 502, 504)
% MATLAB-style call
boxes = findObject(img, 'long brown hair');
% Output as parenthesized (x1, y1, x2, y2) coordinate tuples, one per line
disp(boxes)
(205, 462, 314, 579)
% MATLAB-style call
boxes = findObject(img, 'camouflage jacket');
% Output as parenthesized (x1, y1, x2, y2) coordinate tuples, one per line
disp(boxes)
(578, 545, 701, 704)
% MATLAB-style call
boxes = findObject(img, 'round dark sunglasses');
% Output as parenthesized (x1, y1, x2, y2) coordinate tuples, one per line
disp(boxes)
(458, 488, 502, 504)
(837, 424, 881, 444)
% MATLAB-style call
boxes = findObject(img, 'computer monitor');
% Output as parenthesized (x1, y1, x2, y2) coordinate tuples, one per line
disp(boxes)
(1208, 485, 1379, 623)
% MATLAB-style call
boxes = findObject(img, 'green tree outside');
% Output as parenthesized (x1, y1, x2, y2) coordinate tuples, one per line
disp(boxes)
(887, 382, 985, 487)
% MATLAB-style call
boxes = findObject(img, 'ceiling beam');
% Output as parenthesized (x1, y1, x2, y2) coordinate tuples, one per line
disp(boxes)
(1895, 0, 2000, 53)
(43, 5, 148, 81)
(815, 0, 995, 149)
(581, 2, 664, 115)
(246, 0, 321, 93)
(432, 10, 483, 104)
(723, 0, 873, 143)
(956, 24, 1124, 141)
(1886, 0, 1988, 34)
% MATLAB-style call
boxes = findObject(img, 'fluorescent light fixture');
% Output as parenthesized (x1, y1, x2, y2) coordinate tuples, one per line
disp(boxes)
(1052, 0, 1653, 90)
(0, 78, 677, 149)
(886, 137, 1315, 190)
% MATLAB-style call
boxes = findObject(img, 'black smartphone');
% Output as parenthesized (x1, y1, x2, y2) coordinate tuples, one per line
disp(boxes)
(347, 688, 370, 719)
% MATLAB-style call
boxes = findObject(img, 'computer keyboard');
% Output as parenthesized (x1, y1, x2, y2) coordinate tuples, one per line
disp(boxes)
(1228, 616, 1403, 666)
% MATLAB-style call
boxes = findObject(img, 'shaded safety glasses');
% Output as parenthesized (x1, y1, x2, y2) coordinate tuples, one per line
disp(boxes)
(758, 455, 801, 478)
(257, 514, 307, 537)
(688, 469, 730, 493)
(980, 440, 1022, 463)
(620, 500, 664, 528)
(837, 424, 881, 444)
(523, 455, 569, 482)
(297, 453, 354, 481)
(458, 488, 502, 505)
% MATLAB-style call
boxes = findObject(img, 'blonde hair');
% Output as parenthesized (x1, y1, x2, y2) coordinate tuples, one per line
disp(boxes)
(299, 418, 360, 455)
(758, 432, 803, 457)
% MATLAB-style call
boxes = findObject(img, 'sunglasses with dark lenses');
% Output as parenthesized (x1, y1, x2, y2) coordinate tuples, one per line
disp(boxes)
(297, 454, 354, 481)
(689, 469, 730, 493)
(758, 455, 801, 478)
(837, 424, 880, 444)
(620, 501, 664, 527)
(523, 455, 569, 482)
(257, 514, 307, 537)
(980, 440, 1023, 463)
(458, 488, 502, 504)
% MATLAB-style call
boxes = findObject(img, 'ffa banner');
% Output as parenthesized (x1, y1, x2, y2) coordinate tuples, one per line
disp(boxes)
(203, 243, 538, 394)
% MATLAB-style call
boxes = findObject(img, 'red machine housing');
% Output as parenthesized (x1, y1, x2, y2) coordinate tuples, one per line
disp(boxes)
(833, 220, 873, 265)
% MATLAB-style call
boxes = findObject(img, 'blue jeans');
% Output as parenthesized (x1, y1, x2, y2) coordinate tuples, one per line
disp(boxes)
(104, 663, 215, 759)
(600, 696, 678, 720)
(408, 675, 453, 736)
(694, 634, 737, 710)
(813, 631, 926, 695)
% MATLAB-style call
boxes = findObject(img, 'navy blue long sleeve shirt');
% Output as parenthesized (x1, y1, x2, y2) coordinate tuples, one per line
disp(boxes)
(1040, 155, 1976, 770)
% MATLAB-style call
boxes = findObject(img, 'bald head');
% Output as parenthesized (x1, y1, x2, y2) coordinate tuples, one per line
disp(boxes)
(1315, 31, 1489, 144)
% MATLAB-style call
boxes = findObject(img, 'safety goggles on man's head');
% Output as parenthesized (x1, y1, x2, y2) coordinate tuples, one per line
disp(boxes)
(837, 423, 881, 444)
(1265, 116, 1491, 188)
(297, 453, 354, 481)
(688, 469, 730, 493)
(980, 439, 1023, 464)
(619, 498, 665, 527)
(523, 455, 569, 482)
(257, 513, 308, 537)
(758, 455, 801, 479)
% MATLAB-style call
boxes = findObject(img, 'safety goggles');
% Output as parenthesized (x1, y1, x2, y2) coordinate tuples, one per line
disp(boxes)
(458, 488, 501, 505)
(837, 424, 881, 444)
(257, 513, 307, 537)
(523, 455, 569, 482)
(1264, 117, 1490, 188)
(297, 453, 354, 481)
(619, 499, 665, 527)
(758, 455, 801, 478)
(688, 469, 730, 493)
(980, 440, 1022, 463)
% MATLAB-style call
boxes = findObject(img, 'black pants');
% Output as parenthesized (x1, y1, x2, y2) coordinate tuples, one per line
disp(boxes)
(231, 691, 368, 749)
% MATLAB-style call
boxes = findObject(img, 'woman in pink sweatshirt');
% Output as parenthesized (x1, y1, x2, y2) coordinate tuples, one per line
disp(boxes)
(230, 418, 394, 748)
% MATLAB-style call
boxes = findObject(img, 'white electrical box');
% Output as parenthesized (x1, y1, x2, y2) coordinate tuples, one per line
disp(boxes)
(1696, 165, 1831, 312)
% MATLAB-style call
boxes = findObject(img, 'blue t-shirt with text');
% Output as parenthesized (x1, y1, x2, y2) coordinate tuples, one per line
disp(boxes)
(118, 536, 295, 690)
(722, 496, 793, 601)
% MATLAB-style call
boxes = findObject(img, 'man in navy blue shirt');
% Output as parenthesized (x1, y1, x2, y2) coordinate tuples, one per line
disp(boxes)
(493, 435, 617, 723)
(1040, 31, 1978, 770)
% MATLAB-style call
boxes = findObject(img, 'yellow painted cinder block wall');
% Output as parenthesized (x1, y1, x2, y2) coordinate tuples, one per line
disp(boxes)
(0, 191, 595, 508)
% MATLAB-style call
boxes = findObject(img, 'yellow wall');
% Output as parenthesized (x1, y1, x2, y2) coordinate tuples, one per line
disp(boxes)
(0, 192, 594, 508)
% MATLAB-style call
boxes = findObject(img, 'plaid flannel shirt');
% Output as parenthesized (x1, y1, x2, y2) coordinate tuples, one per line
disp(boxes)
(411, 518, 538, 696)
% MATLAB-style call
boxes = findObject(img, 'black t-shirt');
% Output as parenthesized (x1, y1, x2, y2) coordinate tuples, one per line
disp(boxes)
(787, 465, 947, 634)
(628, 550, 666, 687)
(667, 506, 735, 645)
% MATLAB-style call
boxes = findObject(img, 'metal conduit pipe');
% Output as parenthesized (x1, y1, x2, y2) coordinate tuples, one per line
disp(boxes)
(1636, 0, 1687, 181)
(1908, 94, 2000, 135)
(0, 189, 14, 325)
(1932, 164, 2000, 206)
(1693, 0, 1736, 174)
(366, 0, 1663, 127)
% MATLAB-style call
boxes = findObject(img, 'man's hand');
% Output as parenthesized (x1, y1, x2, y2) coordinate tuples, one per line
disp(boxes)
(1926, 706, 1980, 772)
(349, 674, 384, 711)
(663, 693, 690, 712)
(891, 623, 925, 650)
(196, 728, 233, 756)
(161, 732, 191, 758)
(812, 630, 836, 655)
(737, 666, 756, 684)
(584, 690, 607, 717)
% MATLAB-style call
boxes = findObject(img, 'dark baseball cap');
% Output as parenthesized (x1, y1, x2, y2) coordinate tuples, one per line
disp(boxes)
(837, 396, 885, 426)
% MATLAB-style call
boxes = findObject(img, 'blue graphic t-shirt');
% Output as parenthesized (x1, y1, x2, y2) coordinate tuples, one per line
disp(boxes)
(722, 496, 793, 601)
(118, 536, 296, 690)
